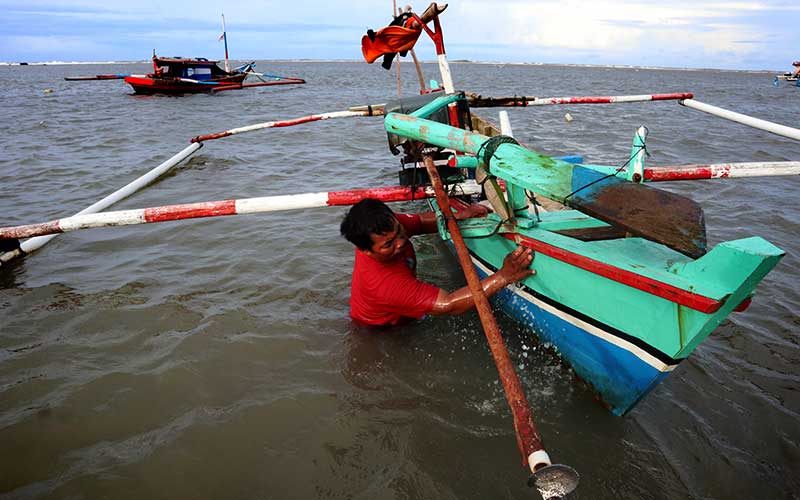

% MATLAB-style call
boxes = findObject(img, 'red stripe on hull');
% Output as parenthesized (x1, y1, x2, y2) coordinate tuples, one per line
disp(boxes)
(124, 75, 247, 95)
(144, 200, 238, 223)
(503, 233, 724, 313)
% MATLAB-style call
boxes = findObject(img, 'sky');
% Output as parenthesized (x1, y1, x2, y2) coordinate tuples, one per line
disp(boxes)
(1, 0, 798, 71)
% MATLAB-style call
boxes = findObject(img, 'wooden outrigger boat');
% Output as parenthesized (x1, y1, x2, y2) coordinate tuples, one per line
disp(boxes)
(65, 54, 306, 95)
(121, 54, 305, 95)
(3, 3, 800, 496)
(64, 15, 306, 94)
(774, 60, 800, 86)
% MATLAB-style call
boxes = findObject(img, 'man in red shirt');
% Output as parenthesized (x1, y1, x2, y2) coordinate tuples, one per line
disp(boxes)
(340, 198, 534, 326)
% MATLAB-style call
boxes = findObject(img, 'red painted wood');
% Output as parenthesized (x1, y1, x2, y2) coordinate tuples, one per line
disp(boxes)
(645, 165, 731, 181)
(0, 220, 62, 240)
(144, 200, 238, 223)
(502, 233, 724, 313)
(541, 92, 693, 105)
(272, 115, 324, 128)
(327, 186, 433, 205)
(191, 131, 232, 143)
(651, 92, 694, 101)
(733, 297, 752, 312)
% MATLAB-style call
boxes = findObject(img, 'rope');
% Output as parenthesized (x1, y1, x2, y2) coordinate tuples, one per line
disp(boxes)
(476, 134, 519, 167)
(525, 190, 542, 222)
(461, 215, 513, 239)
(563, 127, 649, 203)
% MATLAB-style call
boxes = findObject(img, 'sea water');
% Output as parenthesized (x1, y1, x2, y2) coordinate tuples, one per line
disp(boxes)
(1, 61, 799, 499)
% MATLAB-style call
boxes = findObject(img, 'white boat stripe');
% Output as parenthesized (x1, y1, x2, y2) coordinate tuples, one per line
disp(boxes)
(472, 257, 675, 373)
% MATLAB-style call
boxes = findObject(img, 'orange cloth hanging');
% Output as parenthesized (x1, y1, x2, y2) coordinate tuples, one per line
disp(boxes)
(361, 25, 422, 64)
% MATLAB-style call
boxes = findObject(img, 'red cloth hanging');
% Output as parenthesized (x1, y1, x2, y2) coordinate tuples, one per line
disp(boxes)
(361, 25, 422, 64)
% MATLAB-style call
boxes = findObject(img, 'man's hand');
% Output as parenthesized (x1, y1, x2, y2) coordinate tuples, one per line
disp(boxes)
(497, 246, 535, 284)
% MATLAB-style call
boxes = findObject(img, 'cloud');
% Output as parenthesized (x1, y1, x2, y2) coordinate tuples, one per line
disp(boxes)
(0, 0, 796, 69)
(443, 0, 797, 69)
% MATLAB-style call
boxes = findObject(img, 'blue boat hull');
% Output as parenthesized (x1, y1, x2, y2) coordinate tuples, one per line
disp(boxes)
(469, 252, 678, 416)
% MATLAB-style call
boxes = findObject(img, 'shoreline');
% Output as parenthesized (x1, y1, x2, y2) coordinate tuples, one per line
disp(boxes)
(0, 59, 782, 74)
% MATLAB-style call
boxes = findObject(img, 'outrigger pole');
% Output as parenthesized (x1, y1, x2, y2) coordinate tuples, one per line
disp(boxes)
(0, 143, 202, 267)
(644, 161, 800, 181)
(0, 182, 482, 241)
(190, 110, 381, 143)
(467, 92, 695, 106)
(680, 99, 800, 141)
(467, 92, 800, 142)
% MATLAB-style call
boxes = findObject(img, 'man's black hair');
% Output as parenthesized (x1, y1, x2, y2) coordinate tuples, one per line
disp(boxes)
(340, 198, 397, 250)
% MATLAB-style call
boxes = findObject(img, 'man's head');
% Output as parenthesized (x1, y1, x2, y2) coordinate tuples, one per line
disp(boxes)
(340, 198, 408, 261)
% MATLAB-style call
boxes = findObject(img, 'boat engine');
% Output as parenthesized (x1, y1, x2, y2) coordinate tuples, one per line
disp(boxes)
(383, 92, 472, 187)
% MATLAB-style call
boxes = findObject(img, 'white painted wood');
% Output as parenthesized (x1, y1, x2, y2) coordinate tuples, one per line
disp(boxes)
(236, 193, 329, 214)
(681, 99, 800, 141)
(0, 142, 202, 265)
(437, 54, 455, 94)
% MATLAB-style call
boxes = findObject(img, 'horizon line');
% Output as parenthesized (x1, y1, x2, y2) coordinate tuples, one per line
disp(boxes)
(0, 59, 785, 74)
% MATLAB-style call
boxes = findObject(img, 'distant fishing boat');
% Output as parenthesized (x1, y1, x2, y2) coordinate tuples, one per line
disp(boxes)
(123, 54, 290, 95)
(773, 60, 800, 86)
(64, 14, 306, 94)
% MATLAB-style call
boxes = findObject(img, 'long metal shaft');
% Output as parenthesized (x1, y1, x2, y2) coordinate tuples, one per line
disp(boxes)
(421, 155, 548, 472)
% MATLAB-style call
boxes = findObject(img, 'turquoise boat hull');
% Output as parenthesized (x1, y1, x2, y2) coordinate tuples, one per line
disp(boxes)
(469, 248, 674, 415)
(442, 212, 783, 415)
(389, 98, 785, 415)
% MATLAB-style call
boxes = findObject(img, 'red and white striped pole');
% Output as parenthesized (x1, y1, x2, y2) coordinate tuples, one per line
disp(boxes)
(191, 109, 383, 143)
(0, 142, 203, 266)
(644, 161, 800, 181)
(469, 92, 694, 107)
(530, 93, 694, 106)
(0, 182, 481, 241)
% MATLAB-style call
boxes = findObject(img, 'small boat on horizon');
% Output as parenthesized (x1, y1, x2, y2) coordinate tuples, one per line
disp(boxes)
(122, 53, 304, 95)
(773, 60, 799, 86)
(64, 14, 306, 95)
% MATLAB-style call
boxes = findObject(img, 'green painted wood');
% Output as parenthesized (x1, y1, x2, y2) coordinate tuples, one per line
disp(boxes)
(408, 94, 461, 119)
(385, 112, 708, 258)
(628, 127, 647, 182)
(444, 214, 784, 359)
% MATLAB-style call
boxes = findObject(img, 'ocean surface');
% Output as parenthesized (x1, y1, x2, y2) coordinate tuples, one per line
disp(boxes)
(1, 60, 799, 500)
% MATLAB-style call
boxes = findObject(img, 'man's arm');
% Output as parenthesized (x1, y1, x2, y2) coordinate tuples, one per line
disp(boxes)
(429, 246, 534, 315)
(417, 203, 490, 234)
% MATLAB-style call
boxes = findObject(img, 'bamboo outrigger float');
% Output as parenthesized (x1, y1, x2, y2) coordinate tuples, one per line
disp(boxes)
(3, 3, 800, 497)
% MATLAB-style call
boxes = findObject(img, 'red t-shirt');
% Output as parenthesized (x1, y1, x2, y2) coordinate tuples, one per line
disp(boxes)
(349, 214, 440, 326)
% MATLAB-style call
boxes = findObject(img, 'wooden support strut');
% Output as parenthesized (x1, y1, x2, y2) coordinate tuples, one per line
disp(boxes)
(421, 155, 548, 472)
